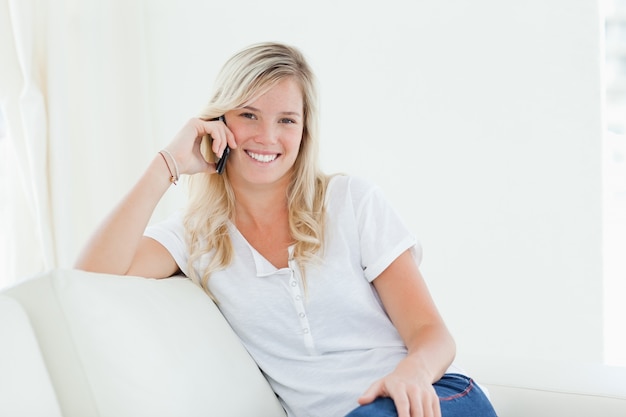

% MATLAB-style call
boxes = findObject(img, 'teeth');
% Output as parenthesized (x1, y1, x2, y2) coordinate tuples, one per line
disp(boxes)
(247, 151, 277, 163)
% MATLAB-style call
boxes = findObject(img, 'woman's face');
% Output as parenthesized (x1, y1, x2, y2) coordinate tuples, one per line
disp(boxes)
(224, 77, 304, 188)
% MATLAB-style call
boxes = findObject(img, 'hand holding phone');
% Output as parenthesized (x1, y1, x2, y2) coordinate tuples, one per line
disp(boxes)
(216, 145, 230, 175)
(213, 115, 230, 175)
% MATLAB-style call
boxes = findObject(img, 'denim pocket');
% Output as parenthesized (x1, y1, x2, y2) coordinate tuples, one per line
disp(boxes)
(434, 373, 499, 416)
(434, 373, 475, 401)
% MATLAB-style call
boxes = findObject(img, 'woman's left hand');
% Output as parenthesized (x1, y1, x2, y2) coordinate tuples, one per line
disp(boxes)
(357, 356, 441, 417)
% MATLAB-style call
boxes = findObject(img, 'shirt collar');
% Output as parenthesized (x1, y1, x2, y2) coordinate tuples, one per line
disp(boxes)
(228, 222, 293, 277)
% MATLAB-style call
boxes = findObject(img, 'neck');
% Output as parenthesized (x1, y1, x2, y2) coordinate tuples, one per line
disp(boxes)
(233, 182, 290, 228)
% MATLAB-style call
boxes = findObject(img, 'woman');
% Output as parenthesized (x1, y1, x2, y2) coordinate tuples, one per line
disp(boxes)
(75, 42, 497, 417)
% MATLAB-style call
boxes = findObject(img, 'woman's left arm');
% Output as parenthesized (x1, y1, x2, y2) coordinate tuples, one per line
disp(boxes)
(358, 249, 456, 417)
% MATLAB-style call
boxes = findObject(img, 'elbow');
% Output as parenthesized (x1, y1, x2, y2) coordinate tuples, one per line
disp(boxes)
(73, 257, 128, 276)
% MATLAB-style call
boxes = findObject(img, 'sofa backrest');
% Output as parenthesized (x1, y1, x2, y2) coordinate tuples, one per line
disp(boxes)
(0, 269, 287, 417)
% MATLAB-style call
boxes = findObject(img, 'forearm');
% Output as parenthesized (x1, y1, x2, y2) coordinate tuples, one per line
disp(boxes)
(372, 250, 457, 383)
(74, 154, 173, 274)
(402, 322, 456, 383)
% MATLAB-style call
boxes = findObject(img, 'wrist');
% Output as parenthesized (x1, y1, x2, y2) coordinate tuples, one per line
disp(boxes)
(158, 149, 179, 185)
(400, 353, 439, 383)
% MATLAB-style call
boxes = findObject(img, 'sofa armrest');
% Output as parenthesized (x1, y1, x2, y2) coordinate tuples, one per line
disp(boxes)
(2, 269, 287, 417)
(0, 296, 63, 417)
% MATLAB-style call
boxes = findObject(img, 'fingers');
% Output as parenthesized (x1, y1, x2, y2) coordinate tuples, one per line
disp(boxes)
(396, 392, 439, 417)
(178, 117, 236, 157)
(433, 395, 442, 417)
(358, 380, 440, 417)
(166, 117, 237, 176)
(208, 119, 236, 158)
(393, 391, 411, 417)
(357, 381, 384, 406)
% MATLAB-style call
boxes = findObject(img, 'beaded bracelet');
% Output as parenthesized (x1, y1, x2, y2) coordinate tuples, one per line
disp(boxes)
(158, 150, 179, 185)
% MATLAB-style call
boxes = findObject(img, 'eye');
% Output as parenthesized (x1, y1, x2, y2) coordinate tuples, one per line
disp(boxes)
(240, 112, 257, 120)
(280, 118, 297, 124)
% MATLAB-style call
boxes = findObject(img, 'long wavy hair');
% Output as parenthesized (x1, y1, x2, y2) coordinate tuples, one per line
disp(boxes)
(184, 42, 330, 298)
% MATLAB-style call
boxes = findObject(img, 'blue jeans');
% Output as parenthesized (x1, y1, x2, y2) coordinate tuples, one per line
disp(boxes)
(344, 374, 498, 417)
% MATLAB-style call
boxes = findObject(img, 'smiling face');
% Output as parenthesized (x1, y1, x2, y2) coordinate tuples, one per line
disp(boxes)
(224, 77, 304, 189)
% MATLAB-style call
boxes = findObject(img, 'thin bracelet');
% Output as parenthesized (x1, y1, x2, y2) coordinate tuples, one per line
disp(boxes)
(160, 149, 180, 180)
(158, 151, 178, 185)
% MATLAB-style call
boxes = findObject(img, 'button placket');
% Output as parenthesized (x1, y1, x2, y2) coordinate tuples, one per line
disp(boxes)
(288, 258, 315, 354)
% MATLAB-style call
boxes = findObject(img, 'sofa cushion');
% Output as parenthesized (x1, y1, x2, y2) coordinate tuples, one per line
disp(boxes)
(458, 354, 626, 417)
(4, 269, 286, 417)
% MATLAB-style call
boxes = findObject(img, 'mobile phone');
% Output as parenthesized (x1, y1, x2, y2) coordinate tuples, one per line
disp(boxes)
(213, 115, 230, 175)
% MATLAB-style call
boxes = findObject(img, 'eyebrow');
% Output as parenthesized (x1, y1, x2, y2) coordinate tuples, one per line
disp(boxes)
(241, 106, 302, 117)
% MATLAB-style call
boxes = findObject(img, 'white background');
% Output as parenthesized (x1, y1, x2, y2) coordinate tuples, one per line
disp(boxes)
(137, 0, 605, 364)
(2, 0, 618, 366)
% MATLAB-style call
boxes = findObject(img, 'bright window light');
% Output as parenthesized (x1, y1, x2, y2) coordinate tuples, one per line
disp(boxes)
(602, 0, 626, 366)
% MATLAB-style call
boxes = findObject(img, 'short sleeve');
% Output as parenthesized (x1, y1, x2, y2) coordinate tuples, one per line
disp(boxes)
(350, 178, 422, 282)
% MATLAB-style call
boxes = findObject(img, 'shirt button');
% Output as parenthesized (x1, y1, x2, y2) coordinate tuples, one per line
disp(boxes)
(303, 328, 309, 334)
(295, 295, 302, 301)
(299, 312, 305, 318)
(290, 281, 297, 287)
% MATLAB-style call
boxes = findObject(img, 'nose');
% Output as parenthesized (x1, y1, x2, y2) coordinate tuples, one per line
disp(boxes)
(253, 121, 278, 145)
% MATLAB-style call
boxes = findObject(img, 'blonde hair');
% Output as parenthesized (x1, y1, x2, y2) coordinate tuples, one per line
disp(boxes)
(184, 42, 330, 297)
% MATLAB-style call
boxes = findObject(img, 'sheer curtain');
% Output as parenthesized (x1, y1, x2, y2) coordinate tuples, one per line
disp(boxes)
(1, 0, 54, 286)
(0, 0, 168, 287)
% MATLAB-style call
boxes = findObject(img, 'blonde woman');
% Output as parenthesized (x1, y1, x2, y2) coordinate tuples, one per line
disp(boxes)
(76, 42, 497, 417)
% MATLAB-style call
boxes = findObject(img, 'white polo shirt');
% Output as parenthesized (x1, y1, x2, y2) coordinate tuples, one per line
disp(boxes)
(145, 175, 459, 417)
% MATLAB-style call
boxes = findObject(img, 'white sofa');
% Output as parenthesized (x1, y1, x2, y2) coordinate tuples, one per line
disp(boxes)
(1, 269, 625, 417)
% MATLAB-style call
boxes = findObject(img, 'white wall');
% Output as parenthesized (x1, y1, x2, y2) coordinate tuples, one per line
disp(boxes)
(93, 0, 605, 363)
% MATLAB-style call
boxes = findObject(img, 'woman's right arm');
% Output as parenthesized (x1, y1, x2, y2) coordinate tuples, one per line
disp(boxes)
(74, 118, 236, 278)
(74, 154, 179, 277)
